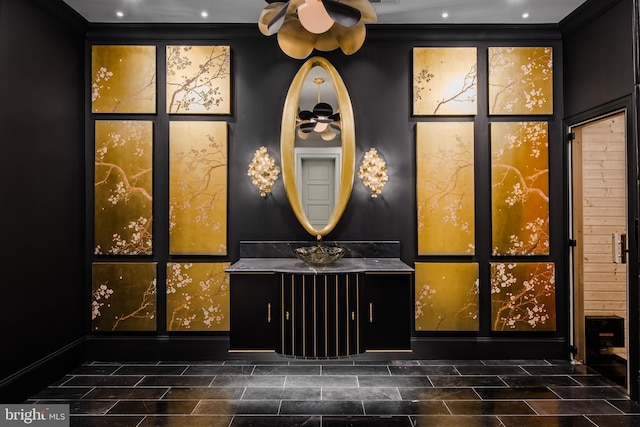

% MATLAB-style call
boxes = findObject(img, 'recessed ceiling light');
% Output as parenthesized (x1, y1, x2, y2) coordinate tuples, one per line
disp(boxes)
(441, 11, 449, 19)
(116, 11, 124, 18)
(522, 12, 530, 19)
(201, 11, 208, 18)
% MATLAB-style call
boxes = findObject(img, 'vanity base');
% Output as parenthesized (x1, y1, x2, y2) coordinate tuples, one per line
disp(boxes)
(228, 251, 413, 357)
(279, 273, 360, 358)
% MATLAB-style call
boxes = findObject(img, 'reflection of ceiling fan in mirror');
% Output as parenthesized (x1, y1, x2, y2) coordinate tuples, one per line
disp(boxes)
(297, 77, 341, 141)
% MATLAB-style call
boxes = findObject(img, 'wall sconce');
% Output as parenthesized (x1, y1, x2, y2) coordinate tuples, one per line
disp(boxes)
(258, 0, 377, 59)
(358, 148, 388, 198)
(248, 146, 281, 197)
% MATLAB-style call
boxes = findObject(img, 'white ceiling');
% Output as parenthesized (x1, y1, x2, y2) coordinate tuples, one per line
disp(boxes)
(61, 0, 588, 25)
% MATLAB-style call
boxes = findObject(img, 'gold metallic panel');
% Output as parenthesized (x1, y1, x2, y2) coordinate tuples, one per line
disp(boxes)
(91, 45, 156, 114)
(169, 121, 227, 255)
(488, 47, 553, 115)
(417, 122, 475, 255)
(281, 57, 355, 238)
(491, 262, 556, 331)
(166, 45, 231, 114)
(491, 122, 549, 255)
(413, 47, 477, 116)
(91, 262, 157, 331)
(166, 262, 230, 331)
(94, 120, 153, 255)
(415, 263, 479, 331)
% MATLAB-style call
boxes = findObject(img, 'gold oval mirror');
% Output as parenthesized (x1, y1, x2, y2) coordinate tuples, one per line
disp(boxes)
(281, 57, 355, 238)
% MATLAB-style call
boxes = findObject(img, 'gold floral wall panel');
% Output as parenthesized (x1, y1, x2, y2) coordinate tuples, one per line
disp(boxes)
(417, 122, 475, 255)
(415, 263, 479, 331)
(413, 47, 477, 115)
(491, 122, 549, 256)
(92, 262, 157, 331)
(488, 47, 553, 115)
(491, 262, 556, 331)
(166, 45, 231, 114)
(166, 262, 231, 331)
(169, 121, 227, 255)
(91, 45, 156, 114)
(94, 121, 153, 255)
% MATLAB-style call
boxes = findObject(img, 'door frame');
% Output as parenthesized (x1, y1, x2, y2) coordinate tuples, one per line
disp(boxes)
(566, 96, 639, 400)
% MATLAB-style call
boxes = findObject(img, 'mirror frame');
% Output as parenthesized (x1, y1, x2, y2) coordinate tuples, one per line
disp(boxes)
(281, 56, 355, 238)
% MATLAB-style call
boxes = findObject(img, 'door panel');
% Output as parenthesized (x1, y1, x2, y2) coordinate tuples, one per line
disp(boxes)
(572, 112, 628, 388)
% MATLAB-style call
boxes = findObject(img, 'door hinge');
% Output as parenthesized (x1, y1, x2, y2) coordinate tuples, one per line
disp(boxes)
(567, 132, 576, 141)
(569, 239, 577, 247)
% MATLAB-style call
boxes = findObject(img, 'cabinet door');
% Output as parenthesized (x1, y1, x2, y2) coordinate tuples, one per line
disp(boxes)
(281, 273, 361, 357)
(365, 273, 411, 350)
(229, 273, 277, 350)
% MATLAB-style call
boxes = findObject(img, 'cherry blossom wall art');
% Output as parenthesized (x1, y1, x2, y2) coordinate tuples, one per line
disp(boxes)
(415, 263, 479, 331)
(91, 262, 157, 331)
(94, 120, 153, 255)
(491, 121, 549, 256)
(491, 262, 556, 331)
(166, 262, 231, 331)
(169, 121, 228, 255)
(413, 47, 477, 116)
(488, 47, 553, 115)
(417, 122, 475, 255)
(166, 45, 231, 114)
(91, 45, 156, 114)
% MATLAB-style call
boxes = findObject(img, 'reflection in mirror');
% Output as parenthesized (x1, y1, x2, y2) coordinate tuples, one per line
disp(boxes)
(295, 66, 341, 230)
(281, 57, 355, 239)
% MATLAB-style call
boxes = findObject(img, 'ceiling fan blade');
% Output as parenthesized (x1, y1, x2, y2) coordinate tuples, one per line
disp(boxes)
(299, 122, 316, 133)
(321, 127, 337, 141)
(329, 112, 340, 121)
(298, 109, 315, 120)
(267, 1, 290, 34)
(322, 0, 361, 27)
(313, 102, 334, 118)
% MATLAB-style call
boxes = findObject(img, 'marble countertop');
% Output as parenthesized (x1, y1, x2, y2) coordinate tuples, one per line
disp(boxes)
(226, 258, 414, 274)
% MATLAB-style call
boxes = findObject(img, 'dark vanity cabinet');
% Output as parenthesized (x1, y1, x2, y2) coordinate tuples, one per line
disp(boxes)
(228, 257, 413, 357)
(364, 273, 412, 350)
(229, 273, 278, 351)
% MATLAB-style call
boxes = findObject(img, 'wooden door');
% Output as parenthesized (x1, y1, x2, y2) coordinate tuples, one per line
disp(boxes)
(571, 111, 628, 387)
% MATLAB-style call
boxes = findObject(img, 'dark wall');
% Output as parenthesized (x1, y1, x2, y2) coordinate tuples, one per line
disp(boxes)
(86, 24, 567, 360)
(562, 0, 634, 118)
(0, 0, 86, 400)
(560, 0, 638, 400)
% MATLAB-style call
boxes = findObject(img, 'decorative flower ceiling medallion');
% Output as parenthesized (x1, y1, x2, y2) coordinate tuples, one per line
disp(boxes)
(258, 0, 378, 59)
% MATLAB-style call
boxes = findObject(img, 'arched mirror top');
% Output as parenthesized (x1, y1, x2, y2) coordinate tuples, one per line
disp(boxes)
(281, 57, 355, 238)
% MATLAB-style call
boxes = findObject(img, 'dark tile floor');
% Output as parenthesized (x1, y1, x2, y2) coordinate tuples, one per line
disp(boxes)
(26, 356, 640, 426)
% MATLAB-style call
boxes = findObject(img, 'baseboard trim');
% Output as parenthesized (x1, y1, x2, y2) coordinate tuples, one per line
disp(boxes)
(85, 335, 231, 361)
(0, 337, 85, 403)
(410, 336, 567, 359)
